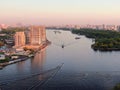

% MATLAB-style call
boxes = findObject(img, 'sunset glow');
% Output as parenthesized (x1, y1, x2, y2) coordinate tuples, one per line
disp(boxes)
(0, 0, 120, 25)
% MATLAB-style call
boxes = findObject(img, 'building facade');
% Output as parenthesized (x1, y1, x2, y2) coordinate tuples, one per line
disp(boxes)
(14, 32, 26, 47)
(29, 26, 46, 45)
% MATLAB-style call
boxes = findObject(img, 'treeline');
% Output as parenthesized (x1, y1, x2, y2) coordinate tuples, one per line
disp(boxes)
(1, 27, 26, 35)
(72, 29, 120, 51)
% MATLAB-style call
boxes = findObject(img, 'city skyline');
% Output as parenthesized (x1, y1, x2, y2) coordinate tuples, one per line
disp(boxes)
(0, 0, 120, 25)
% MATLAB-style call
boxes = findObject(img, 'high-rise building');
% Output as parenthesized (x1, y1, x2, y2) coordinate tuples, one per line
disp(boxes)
(24, 30, 31, 44)
(29, 26, 46, 45)
(41, 27, 46, 42)
(14, 32, 26, 47)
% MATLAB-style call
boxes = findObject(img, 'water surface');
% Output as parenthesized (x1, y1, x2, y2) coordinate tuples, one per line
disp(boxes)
(1, 30, 120, 90)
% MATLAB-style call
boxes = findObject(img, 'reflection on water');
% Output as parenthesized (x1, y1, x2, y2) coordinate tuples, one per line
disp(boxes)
(1, 62, 63, 90)
(17, 61, 25, 71)
(1, 30, 120, 90)
(31, 48, 46, 73)
(0, 48, 47, 90)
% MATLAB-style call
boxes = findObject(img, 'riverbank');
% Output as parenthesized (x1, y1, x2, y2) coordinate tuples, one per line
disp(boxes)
(92, 47, 120, 51)
(0, 40, 51, 69)
(72, 29, 120, 51)
(0, 56, 32, 69)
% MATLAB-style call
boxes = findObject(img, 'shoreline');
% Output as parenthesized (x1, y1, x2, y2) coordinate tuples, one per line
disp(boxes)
(72, 29, 120, 51)
(92, 47, 120, 51)
(0, 56, 32, 69)
(0, 41, 51, 69)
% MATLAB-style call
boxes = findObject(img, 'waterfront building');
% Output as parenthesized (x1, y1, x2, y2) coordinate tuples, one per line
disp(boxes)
(29, 26, 46, 45)
(40, 26, 47, 43)
(24, 30, 31, 44)
(14, 32, 26, 47)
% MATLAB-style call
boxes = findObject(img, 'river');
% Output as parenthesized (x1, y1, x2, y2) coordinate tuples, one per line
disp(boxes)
(1, 30, 120, 90)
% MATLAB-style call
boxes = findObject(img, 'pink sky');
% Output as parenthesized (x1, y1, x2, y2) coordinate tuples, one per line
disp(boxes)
(0, 0, 120, 25)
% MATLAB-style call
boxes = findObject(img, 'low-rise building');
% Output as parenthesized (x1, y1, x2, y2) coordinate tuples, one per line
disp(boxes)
(0, 53, 5, 60)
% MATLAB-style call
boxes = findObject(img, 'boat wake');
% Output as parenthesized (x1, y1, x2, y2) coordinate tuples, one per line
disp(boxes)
(0, 63, 64, 90)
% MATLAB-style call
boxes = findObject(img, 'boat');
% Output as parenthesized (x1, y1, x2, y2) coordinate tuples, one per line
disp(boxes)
(61, 45, 64, 48)
(75, 37, 81, 39)
(54, 31, 61, 34)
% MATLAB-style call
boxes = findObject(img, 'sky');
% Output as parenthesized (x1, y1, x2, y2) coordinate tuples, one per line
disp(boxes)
(0, 0, 120, 25)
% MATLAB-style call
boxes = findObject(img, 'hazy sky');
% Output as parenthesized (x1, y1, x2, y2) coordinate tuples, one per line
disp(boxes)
(0, 0, 120, 25)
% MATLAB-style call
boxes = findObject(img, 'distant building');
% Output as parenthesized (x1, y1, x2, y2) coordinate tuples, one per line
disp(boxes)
(105, 25, 117, 30)
(29, 26, 46, 45)
(14, 32, 26, 47)
(117, 25, 120, 32)
(75, 25, 81, 29)
(0, 24, 8, 29)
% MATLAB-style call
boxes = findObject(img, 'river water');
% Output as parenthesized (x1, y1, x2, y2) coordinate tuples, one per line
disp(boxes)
(1, 30, 120, 90)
